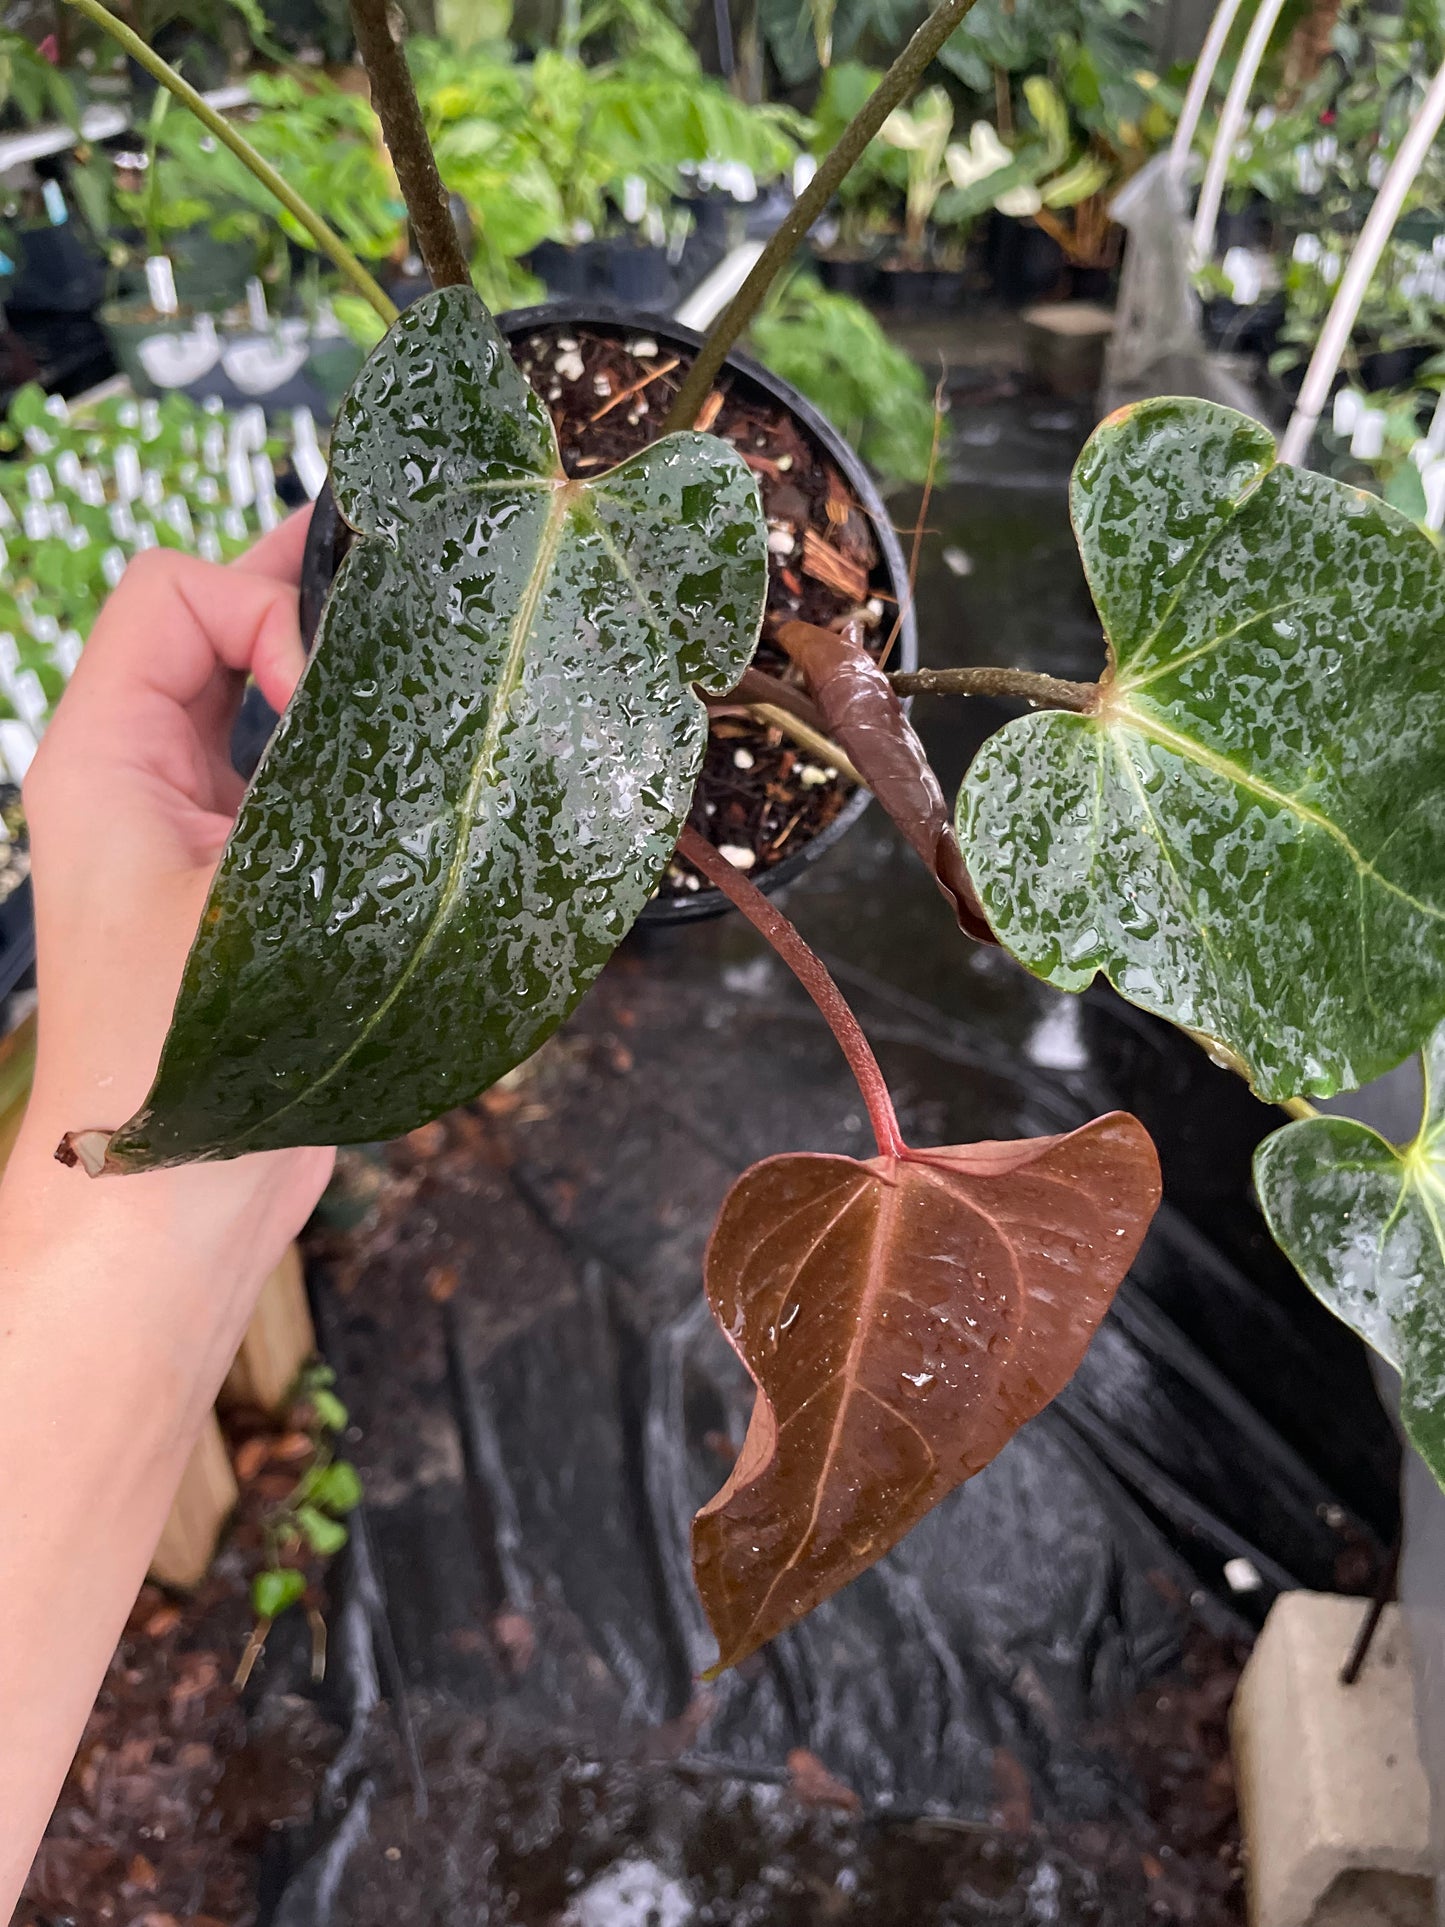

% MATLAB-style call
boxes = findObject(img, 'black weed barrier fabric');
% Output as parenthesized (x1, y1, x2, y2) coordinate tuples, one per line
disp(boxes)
(251, 394, 1399, 1927)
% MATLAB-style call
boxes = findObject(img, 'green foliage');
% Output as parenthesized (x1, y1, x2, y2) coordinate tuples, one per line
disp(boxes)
(251, 1566, 306, 1620)
(879, 84, 964, 254)
(749, 273, 937, 486)
(1204, 0, 1445, 373)
(436, 0, 512, 52)
(759, 0, 919, 90)
(811, 57, 1128, 260)
(958, 397, 1445, 1102)
(309, 1459, 363, 1511)
(936, 0, 1162, 156)
(95, 287, 768, 1170)
(129, 73, 404, 267)
(243, 73, 406, 261)
(1256, 1021, 1445, 1485)
(0, 383, 292, 749)
(294, 1504, 349, 1555)
(413, 35, 804, 255)
(248, 1361, 361, 1628)
(809, 61, 906, 249)
(0, 29, 80, 128)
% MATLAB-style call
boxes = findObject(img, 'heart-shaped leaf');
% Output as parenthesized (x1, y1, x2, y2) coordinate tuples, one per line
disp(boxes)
(1256, 1022, 1445, 1487)
(693, 1114, 1161, 1671)
(777, 619, 991, 940)
(957, 397, 1445, 1101)
(87, 287, 766, 1171)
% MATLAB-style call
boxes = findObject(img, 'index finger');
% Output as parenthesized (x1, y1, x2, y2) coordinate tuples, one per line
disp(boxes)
(62, 549, 303, 722)
(232, 501, 315, 585)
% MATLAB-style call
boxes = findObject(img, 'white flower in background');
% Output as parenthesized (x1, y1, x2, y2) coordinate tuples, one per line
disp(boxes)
(1221, 246, 1263, 305)
(943, 120, 1040, 211)
(1295, 146, 1325, 194)
(995, 182, 1043, 216)
(881, 87, 953, 157)
(943, 119, 1011, 189)
(1350, 409, 1386, 460)
(1333, 387, 1365, 438)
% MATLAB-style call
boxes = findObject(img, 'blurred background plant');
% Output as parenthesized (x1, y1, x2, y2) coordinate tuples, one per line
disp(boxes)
(748, 267, 938, 479)
(0, 380, 313, 772)
(1188, 0, 1445, 387)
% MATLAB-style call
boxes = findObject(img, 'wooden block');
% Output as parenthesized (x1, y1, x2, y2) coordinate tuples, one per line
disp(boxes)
(0, 1007, 36, 1177)
(150, 1411, 238, 1589)
(1022, 300, 1114, 396)
(221, 1243, 315, 1414)
(1231, 1592, 1435, 1927)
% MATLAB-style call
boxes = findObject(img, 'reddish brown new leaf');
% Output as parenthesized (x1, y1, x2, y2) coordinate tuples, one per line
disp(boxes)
(777, 619, 993, 941)
(692, 1114, 1161, 1673)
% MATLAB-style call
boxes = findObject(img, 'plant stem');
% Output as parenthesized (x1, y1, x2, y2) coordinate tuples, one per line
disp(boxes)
(720, 665, 826, 731)
(659, 0, 985, 434)
(1279, 1095, 1321, 1122)
(882, 372, 945, 670)
(677, 827, 904, 1158)
(60, 0, 398, 325)
(888, 666, 1097, 709)
(744, 702, 865, 787)
(348, 0, 472, 291)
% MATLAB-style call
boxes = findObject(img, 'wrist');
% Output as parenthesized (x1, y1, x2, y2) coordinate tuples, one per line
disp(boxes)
(1, 1141, 251, 1423)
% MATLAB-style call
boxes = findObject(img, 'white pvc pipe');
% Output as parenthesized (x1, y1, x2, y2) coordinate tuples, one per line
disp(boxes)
(1279, 56, 1445, 466)
(1190, 0, 1289, 270)
(672, 239, 766, 331)
(1169, 0, 1249, 182)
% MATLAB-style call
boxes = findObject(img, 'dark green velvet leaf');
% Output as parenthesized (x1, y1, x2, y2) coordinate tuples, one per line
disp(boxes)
(1256, 1024, 1445, 1487)
(957, 396, 1445, 1101)
(97, 286, 766, 1170)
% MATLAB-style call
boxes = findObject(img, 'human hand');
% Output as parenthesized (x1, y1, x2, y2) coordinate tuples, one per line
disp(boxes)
(0, 512, 340, 1913)
(8, 510, 334, 1367)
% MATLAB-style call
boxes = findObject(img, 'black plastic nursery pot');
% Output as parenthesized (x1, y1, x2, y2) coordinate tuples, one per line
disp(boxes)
(1358, 344, 1433, 390)
(0, 877, 34, 1004)
(810, 246, 882, 300)
(0, 786, 33, 1005)
(1201, 291, 1284, 358)
(297, 301, 917, 927)
(873, 259, 971, 311)
(987, 211, 1068, 305)
(526, 239, 678, 312)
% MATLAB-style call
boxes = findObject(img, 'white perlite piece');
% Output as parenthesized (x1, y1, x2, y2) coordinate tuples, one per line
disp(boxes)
(1231, 1592, 1435, 1927)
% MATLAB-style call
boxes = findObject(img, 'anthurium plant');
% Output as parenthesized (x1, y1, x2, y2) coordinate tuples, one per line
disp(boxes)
(53, 0, 1445, 1672)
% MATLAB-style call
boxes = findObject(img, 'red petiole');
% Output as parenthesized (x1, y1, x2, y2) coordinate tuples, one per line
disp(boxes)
(676, 827, 905, 1160)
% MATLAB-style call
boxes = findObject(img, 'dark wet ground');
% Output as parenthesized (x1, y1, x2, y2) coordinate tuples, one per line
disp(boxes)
(250, 376, 1397, 1925)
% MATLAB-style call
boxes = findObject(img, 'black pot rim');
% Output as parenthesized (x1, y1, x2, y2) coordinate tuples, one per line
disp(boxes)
(0, 877, 35, 1004)
(299, 298, 918, 926)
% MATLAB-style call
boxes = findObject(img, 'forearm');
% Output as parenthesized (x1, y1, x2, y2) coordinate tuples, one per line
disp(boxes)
(0, 1115, 278, 1915)
(0, 518, 332, 1911)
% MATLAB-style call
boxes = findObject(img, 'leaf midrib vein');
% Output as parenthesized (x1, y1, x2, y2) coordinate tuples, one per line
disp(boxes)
(224, 486, 570, 1148)
(1120, 593, 1314, 693)
(1097, 451, 1270, 677)
(1110, 703, 1445, 927)
(728, 1175, 893, 1655)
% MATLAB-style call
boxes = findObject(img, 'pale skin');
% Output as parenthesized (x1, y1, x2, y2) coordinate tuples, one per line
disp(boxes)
(0, 510, 334, 1913)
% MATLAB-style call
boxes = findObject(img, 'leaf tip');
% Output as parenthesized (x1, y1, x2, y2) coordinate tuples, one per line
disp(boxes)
(54, 1128, 114, 1177)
